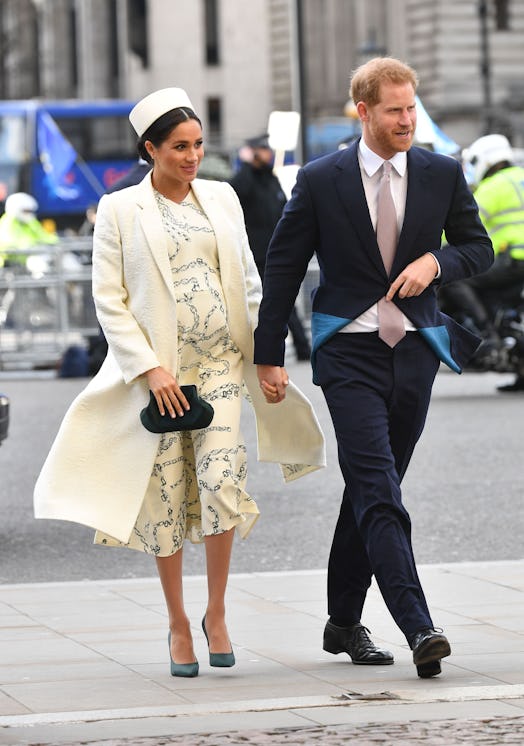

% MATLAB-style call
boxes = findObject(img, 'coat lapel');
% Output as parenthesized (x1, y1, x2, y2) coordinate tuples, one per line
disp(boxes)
(191, 179, 256, 358)
(190, 179, 232, 262)
(191, 179, 242, 299)
(334, 143, 435, 279)
(134, 174, 177, 301)
(333, 143, 386, 277)
(393, 147, 432, 275)
(134, 176, 242, 310)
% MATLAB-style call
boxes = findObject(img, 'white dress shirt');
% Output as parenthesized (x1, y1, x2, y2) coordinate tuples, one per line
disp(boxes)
(340, 138, 415, 333)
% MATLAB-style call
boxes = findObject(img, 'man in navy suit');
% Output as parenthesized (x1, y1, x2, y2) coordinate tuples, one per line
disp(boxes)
(254, 57, 493, 678)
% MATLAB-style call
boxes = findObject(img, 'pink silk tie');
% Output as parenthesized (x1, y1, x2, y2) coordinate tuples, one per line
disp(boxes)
(376, 161, 406, 347)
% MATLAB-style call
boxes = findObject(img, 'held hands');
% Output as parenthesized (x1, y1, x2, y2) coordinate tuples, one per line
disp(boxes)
(257, 365, 289, 404)
(386, 253, 439, 301)
(145, 366, 190, 419)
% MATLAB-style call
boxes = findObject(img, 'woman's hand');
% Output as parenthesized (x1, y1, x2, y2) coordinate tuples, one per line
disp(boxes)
(144, 367, 190, 419)
(256, 365, 289, 404)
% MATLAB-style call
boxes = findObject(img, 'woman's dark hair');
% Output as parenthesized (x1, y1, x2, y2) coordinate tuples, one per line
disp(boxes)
(137, 107, 202, 163)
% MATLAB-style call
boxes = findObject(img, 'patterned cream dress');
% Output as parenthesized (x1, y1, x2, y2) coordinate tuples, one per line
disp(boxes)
(95, 187, 259, 555)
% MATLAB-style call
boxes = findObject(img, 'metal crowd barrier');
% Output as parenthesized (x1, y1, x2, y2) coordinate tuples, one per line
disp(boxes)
(0, 236, 318, 372)
(0, 236, 97, 371)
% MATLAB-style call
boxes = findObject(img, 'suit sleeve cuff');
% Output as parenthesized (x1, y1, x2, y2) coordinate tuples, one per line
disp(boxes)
(427, 252, 441, 279)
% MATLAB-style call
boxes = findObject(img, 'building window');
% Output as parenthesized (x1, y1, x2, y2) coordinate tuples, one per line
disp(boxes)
(204, 0, 220, 66)
(128, 0, 149, 68)
(494, 0, 510, 30)
(207, 96, 222, 143)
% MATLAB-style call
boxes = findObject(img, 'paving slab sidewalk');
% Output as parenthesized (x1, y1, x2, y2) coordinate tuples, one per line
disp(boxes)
(0, 560, 523, 745)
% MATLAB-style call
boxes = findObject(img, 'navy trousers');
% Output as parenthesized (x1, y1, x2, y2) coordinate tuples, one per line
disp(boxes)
(315, 331, 440, 642)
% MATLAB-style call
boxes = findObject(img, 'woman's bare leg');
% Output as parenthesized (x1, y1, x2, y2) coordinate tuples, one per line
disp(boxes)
(156, 550, 196, 664)
(203, 528, 235, 652)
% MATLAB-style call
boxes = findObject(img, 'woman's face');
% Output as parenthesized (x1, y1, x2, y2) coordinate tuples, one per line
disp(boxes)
(146, 119, 204, 185)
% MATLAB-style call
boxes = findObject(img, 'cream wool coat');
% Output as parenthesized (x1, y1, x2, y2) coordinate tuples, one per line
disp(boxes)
(34, 174, 325, 543)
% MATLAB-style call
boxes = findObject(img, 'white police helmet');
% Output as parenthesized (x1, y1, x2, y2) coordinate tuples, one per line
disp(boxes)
(462, 134, 514, 186)
(4, 192, 39, 223)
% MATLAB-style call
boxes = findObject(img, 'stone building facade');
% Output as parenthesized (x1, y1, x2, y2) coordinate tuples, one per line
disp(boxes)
(388, 0, 524, 146)
(0, 0, 523, 153)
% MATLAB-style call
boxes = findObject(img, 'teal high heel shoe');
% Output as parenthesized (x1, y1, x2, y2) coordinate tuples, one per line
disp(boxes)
(202, 616, 235, 667)
(168, 631, 199, 678)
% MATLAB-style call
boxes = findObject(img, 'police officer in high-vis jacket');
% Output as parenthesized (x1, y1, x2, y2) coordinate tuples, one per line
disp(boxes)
(0, 192, 58, 269)
(444, 135, 524, 390)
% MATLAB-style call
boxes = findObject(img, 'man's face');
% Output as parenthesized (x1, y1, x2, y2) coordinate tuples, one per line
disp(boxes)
(253, 146, 274, 167)
(17, 209, 36, 224)
(358, 81, 417, 159)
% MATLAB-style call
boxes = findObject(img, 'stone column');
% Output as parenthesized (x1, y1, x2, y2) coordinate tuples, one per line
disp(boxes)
(1, 0, 39, 99)
(74, 0, 114, 98)
(38, 0, 76, 98)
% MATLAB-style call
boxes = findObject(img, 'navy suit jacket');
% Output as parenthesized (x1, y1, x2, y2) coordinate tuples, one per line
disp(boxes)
(254, 141, 494, 379)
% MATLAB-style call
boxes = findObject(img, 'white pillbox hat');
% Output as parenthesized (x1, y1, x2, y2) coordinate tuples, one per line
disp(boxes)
(129, 88, 195, 137)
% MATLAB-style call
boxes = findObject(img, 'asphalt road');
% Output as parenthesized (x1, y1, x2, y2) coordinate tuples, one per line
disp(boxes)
(0, 363, 522, 584)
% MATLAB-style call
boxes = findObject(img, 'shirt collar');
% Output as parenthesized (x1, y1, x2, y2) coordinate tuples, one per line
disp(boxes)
(358, 137, 407, 177)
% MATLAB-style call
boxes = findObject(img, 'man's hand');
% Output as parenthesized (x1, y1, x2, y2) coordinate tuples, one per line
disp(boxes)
(256, 365, 289, 404)
(386, 253, 439, 301)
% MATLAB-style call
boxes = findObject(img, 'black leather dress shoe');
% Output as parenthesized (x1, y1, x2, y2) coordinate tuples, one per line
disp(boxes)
(416, 659, 442, 678)
(410, 628, 451, 676)
(323, 621, 394, 665)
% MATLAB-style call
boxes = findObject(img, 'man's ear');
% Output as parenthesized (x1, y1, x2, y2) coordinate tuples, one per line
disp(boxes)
(356, 101, 368, 122)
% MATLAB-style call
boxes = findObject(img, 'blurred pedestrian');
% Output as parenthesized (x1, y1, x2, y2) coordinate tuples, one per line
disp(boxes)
(231, 134, 311, 361)
(34, 87, 324, 679)
(254, 57, 493, 678)
(78, 203, 98, 237)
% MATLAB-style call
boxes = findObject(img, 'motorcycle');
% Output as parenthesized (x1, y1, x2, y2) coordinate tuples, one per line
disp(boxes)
(438, 279, 524, 377)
